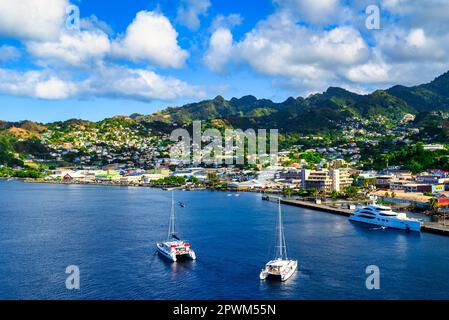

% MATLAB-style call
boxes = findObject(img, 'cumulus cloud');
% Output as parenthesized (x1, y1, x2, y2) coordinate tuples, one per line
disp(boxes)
(274, 0, 342, 24)
(112, 11, 188, 68)
(0, 69, 76, 99)
(26, 29, 111, 67)
(82, 65, 205, 101)
(0, 0, 68, 41)
(209, 14, 242, 32)
(176, 0, 211, 31)
(0, 6, 201, 103)
(0, 45, 21, 62)
(200, 0, 449, 93)
(204, 28, 234, 73)
(0, 66, 205, 101)
(205, 12, 369, 89)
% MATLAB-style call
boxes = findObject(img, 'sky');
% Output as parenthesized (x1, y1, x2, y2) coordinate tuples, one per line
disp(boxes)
(0, 0, 449, 122)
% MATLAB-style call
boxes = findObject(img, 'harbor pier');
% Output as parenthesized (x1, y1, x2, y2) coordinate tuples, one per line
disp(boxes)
(262, 195, 449, 237)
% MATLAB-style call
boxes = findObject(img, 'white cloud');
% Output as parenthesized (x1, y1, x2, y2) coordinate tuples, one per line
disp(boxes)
(204, 28, 234, 73)
(26, 29, 111, 67)
(35, 77, 76, 99)
(83, 65, 205, 101)
(0, 0, 68, 41)
(112, 11, 188, 68)
(0, 69, 76, 99)
(406, 28, 426, 47)
(234, 13, 368, 86)
(274, 0, 341, 24)
(209, 14, 242, 32)
(80, 15, 114, 36)
(0, 65, 205, 102)
(176, 0, 211, 31)
(0, 45, 21, 62)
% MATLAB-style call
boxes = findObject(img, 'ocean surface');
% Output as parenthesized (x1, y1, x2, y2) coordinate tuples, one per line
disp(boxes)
(1, 180, 449, 300)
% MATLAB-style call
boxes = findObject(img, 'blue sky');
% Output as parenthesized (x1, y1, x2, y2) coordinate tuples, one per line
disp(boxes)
(0, 0, 448, 122)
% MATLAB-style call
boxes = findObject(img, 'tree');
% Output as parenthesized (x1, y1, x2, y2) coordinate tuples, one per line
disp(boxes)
(429, 198, 438, 214)
(344, 186, 359, 199)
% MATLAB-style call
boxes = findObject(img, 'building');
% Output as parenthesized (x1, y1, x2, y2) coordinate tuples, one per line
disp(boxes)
(375, 175, 393, 189)
(416, 174, 449, 185)
(371, 190, 431, 208)
(422, 144, 445, 151)
(301, 169, 353, 192)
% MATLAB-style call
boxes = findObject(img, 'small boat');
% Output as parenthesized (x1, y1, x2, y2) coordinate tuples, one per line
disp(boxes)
(157, 192, 196, 262)
(178, 201, 186, 208)
(260, 200, 297, 282)
(349, 196, 422, 232)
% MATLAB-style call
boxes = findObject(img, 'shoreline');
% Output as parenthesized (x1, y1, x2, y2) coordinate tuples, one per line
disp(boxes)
(6, 178, 449, 237)
(265, 195, 449, 237)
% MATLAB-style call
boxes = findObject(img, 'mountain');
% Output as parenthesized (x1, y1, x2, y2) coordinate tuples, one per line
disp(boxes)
(144, 70, 449, 133)
(387, 71, 449, 112)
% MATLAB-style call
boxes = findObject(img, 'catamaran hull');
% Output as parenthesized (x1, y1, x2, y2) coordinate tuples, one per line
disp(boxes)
(260, 260, 298, 282)
(157, 244, 177, 262)
(156, 244, 196, 262)
(349, 215, 421, 232)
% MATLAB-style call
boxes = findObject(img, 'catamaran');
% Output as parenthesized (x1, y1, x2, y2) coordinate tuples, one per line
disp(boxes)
(260, 199, 297, 282)
(157, 192, 196, 262)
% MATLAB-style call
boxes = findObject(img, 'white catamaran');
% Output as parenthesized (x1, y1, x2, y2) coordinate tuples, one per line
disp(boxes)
(157, 192, 196, 262)
(260, 200, 297, 282)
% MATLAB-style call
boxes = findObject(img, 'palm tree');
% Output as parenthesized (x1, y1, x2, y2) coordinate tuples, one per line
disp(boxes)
(429, 198, 439, 218)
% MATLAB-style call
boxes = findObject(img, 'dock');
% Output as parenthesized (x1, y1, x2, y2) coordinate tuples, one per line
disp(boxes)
(280, 198, 352, 217)
(263, 195, 449, 236)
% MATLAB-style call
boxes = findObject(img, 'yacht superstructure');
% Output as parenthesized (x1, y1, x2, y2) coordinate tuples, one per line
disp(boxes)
(349, 197, 422, 232)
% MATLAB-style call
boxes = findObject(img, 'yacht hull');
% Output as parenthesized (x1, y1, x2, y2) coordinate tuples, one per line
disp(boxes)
(260, 260, 297, 282)
(156, 243, 196, 262)
(349, 215, 421, 232)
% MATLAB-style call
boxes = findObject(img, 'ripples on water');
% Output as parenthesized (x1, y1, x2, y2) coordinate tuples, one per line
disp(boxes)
(0, 181, 449, 300)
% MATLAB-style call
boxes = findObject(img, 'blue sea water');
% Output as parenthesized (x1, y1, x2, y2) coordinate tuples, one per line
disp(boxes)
(0, 180, 449, 300)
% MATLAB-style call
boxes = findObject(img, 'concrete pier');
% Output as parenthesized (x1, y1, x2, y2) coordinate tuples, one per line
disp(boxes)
(264, 196, 449, 236)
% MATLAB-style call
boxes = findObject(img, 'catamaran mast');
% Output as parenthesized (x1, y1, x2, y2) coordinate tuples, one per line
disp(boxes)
(276, 199, 287, 259)
(168, 191, 176, 240)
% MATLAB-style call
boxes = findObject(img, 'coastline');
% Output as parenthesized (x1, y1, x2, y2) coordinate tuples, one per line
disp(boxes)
(8, 178, 449, 237)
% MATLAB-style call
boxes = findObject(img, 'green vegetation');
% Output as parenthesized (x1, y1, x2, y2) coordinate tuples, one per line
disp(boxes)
(368, 142, 449, 173)
(153, 176, 186, 186)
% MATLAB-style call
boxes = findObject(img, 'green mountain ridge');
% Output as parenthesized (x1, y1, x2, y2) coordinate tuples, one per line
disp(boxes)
(136, 70, 449, 133)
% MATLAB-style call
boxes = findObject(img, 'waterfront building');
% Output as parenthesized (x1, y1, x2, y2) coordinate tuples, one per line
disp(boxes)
(370, 190, 431, 208)
(301, 169, 353, 192)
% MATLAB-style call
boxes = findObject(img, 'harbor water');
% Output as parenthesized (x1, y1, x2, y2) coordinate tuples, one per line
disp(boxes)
(1, 180, 449, 299)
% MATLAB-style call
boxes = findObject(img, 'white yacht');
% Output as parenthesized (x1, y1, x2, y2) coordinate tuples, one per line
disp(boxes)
(260, 200, 297, 282)
(349, 197, 422, 232)
(157, 192, 196, 262)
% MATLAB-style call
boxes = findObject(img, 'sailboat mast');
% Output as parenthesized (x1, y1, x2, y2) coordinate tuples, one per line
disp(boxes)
(276, 199, 287, 259)
(168, 191, 176, 239)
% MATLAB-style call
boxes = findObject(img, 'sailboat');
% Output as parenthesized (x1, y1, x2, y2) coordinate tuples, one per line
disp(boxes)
(156, 192, 196, 262)
(260, 199, 297, 281)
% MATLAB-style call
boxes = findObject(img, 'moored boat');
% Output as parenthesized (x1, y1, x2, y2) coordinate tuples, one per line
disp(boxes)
(260, 199, 297, 282)
(157, 192, 196, 262)
(349, 197, 422, 232)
